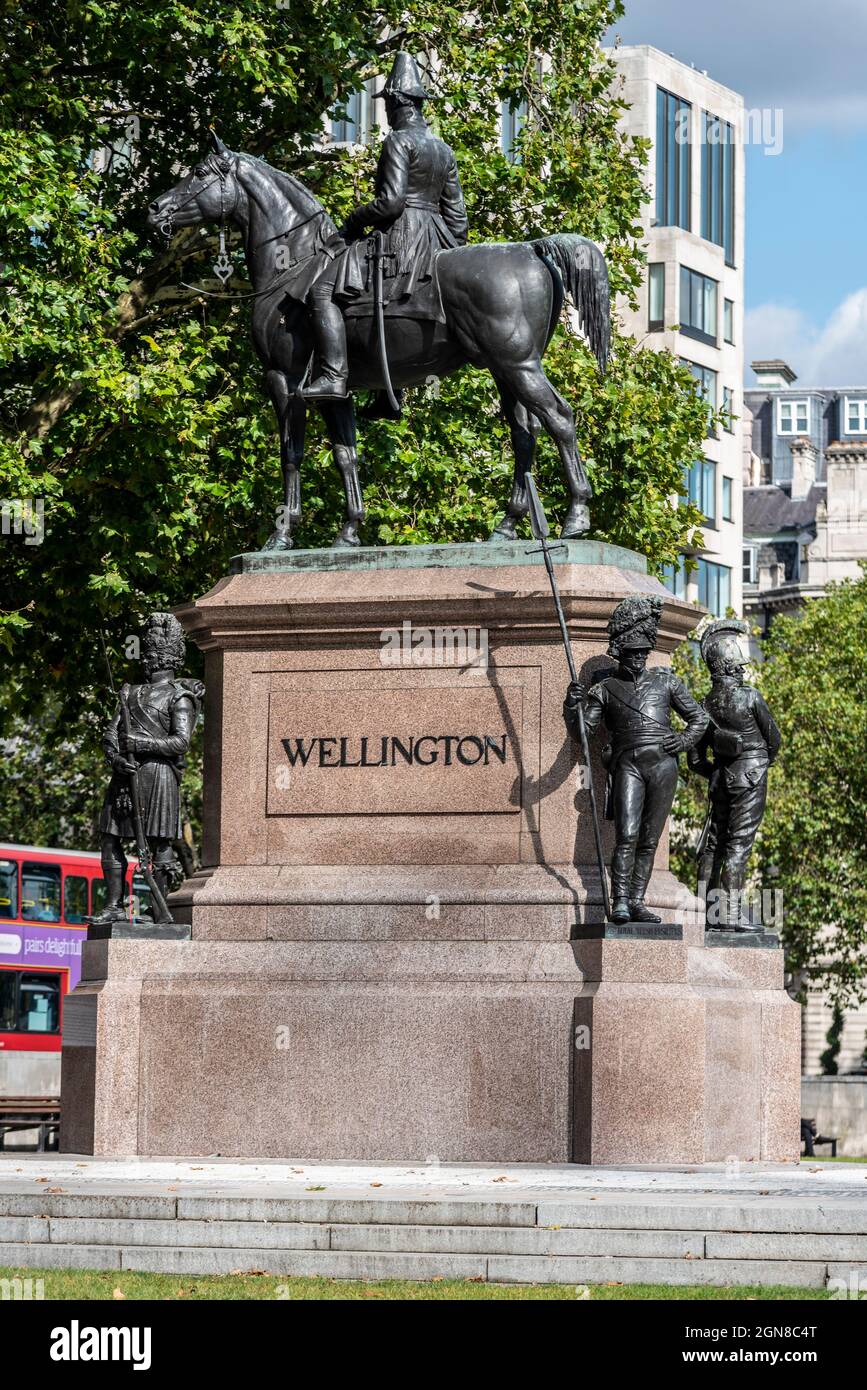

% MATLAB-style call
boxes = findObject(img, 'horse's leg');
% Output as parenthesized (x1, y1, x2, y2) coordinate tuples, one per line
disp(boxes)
(319, 398, 364, 547)
(489, 383, 541, 542)
(497, 361, 591, 538)
(262, 369, 305, 551)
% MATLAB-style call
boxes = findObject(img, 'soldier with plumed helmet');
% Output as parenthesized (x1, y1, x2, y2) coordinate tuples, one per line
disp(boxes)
(688, 619, 781, 931)
(564, 595, 709, 924)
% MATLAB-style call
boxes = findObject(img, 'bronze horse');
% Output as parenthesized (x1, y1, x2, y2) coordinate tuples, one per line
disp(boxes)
(147, 133, 610, 550)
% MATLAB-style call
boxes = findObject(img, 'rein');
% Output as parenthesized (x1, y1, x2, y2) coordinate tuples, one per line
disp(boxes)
(158, 158, 331, 303)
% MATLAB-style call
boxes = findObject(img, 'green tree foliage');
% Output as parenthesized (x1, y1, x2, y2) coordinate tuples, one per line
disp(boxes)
(0, 1, 709, 847)
(756, 571, 867, 1007)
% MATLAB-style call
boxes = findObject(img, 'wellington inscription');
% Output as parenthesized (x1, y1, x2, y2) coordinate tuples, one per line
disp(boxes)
(266, 686, 523, 816)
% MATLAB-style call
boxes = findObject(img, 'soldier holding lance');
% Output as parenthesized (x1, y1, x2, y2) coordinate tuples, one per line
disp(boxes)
(563, 596, 709, 924)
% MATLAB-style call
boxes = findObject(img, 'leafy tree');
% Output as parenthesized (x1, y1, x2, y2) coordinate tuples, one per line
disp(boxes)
(755, 570, 867, 1008)
(0, 0, 709, 848)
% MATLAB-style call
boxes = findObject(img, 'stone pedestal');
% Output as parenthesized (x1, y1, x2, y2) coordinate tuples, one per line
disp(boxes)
(60, 541, 801, 1162)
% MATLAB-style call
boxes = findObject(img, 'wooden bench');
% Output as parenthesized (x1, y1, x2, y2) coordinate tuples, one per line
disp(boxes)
(801, 1116, 838, 1158)
(0, 1097, 61, 1153)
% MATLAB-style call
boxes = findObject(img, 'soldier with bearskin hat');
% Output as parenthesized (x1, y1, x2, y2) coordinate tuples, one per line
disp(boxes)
(564, 595, 709, 924)
(92, 613, 202, 926)
(688, 619, 781, 931)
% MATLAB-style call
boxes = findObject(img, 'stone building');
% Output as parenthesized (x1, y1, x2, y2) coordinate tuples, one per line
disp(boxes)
(610, 45, 745, 616)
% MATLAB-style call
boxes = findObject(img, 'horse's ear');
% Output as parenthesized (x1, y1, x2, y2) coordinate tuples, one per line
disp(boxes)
(208, 128, 229, 158)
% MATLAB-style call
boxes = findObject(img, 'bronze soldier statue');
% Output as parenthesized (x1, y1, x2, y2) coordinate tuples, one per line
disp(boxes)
(92, 614, 202, 926)
(564, 596, 709, 924)
(688, 619, 781, 931)
(304, 51, 469, 400)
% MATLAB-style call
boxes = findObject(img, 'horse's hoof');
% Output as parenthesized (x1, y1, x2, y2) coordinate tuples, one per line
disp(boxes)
(489, 520, 518, 543)
(332, 532, 361, 549)
(560, 505, 590, 539)
(262, 529, 294, 553)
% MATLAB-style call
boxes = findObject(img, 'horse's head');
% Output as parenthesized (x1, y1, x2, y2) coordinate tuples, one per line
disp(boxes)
(147, 130, 240, 238)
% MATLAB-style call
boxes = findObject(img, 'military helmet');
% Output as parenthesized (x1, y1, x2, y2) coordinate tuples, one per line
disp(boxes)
(374, 52, 433, 101)
(700, 618, 750, 673)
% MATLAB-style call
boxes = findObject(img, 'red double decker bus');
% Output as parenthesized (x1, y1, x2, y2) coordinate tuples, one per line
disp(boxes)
(0, 843, 150, 1100)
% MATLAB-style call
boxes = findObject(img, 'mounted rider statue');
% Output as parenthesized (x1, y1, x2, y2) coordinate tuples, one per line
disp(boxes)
(304, 51, 469, 400)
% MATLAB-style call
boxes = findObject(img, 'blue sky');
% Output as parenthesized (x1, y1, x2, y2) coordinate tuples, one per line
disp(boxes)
(607, 0, 867, 384)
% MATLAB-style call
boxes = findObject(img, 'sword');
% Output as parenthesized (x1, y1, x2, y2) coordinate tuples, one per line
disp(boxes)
(525, 473, 612, 922)
(368, 230, 400, 413)
(99, 631, 172, 924)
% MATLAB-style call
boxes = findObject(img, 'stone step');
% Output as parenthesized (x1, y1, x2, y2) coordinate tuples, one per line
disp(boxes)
(0, 1239, 831, 1287)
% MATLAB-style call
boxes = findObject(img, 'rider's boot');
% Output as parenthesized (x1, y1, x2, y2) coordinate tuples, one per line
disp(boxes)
(305, 296, 349, 401)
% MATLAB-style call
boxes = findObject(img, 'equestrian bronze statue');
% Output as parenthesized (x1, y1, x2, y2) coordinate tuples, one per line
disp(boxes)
(146, 52, 610, 552)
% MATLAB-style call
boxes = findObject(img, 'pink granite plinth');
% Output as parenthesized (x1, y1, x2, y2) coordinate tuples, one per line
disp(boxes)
(60, 545, 801, 1162)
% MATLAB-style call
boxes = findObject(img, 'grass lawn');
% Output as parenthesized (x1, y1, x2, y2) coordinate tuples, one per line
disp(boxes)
(0, 1268, 832, 1300)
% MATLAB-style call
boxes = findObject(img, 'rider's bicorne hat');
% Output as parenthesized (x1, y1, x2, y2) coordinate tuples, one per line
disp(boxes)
(607, 595, 663, 658)
(374, 51, 434, 101)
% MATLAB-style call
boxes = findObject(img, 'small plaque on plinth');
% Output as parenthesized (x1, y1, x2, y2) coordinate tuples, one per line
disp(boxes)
(87, 920, 191, 942)
(576, 921, 683, 941)
(704, 929, 780, 949)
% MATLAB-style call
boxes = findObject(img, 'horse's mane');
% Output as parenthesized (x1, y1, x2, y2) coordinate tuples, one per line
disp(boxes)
(236, 151, 326, 220)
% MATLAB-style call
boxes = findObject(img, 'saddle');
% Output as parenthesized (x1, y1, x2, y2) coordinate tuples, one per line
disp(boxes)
(333, 235, 447, 324)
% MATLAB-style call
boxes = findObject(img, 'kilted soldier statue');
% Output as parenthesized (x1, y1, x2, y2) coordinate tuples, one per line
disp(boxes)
(93, 613, 202, 926)
(564, 596, 709, 924)
(688, 619, 781, 931)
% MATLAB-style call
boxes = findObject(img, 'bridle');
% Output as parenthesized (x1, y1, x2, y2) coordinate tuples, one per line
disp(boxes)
(157, 153, 331, 303)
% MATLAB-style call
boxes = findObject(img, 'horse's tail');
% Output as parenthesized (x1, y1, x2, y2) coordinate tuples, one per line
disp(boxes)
(532, 233, 610, 375)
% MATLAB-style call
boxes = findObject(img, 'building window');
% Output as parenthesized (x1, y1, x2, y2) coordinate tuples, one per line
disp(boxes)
(722, 476, 733, 521)
(688, 458, 717, 526)
(331, 86, 371, 144)
(682, 358, 718, 436)
(501, 99, 526, 162)
(679, 266, 718, 345)
(723, 298, 734, 344)
(662, 555, 688, 599)
(742, 547, 757, 585)
(844, 397, 867, 434)
(722, 385, 735, 431)
(656, 87, 691, 230)
(702, 112, 735, 265)
(777, 399, 809, 435)
(698, 558, 731, 616)
(648, 263, 665, 331)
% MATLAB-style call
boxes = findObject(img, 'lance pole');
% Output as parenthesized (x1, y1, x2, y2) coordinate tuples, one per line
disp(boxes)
(525, 475, 612, 922)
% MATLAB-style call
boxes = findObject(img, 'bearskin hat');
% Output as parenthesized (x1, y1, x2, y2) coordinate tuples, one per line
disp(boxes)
(607, 595, 663, 659)
(142, 612, 186, 672)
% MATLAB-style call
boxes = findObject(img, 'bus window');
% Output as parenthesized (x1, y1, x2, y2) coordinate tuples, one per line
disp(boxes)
(91, 879, 107, 916)
(0, 859, 17, 919)
(64, 874, 89, 924)
(131, 875, 152, 920)
(0, 972, 16, 1031)
(21, 862, 61, 922)
(17, 973, 61, 1033)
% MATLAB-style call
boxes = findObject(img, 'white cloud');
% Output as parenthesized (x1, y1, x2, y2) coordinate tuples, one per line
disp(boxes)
(746, 289, 867, 385)
(609, 0, 867, 132)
